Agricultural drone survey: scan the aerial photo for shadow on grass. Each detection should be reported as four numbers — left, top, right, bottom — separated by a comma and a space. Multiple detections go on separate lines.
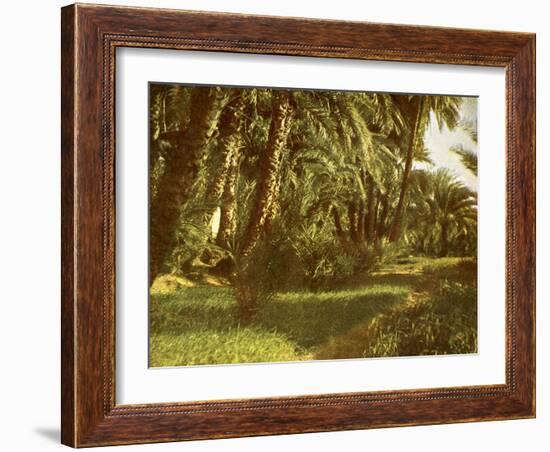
315, 280, 477, 359
258, 287, 407, 348
149, 257, 476, 365
150, 286, 237, 335
363, 273, 422, 288
150, 285, 408, 353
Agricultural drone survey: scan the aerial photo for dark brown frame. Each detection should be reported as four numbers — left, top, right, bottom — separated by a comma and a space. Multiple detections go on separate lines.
61, 3, 536, 447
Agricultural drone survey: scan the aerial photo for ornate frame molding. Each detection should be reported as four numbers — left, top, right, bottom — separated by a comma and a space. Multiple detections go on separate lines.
62, 4, 535, 447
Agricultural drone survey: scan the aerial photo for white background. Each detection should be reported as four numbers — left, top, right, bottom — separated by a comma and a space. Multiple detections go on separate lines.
117, 49, 505, 404
0, 0, 545, 451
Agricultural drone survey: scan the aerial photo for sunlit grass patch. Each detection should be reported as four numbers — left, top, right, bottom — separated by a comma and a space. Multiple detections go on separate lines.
150, 274, 196, 295
364, 257, 476, 289
421, 257, 477, 283
150, 328, 301, 367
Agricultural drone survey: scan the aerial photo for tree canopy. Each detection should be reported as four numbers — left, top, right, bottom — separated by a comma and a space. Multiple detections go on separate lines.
149, 84, 478, 319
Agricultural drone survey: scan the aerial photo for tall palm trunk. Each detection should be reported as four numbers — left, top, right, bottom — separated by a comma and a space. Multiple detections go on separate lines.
332, 206, 345, 241
376, 192, 389, 240
357, 200, 366, 243
195, 92, 246, 251
216, 146, 241, 248
347, 202, 359, 244
388, 97, 424, 242
371, 190, 380, 240
206, 92, 246, 205
240, 90, 294, 256
365, 174, 376, 242
193, 92, 246, 264
149, 87, 225, 284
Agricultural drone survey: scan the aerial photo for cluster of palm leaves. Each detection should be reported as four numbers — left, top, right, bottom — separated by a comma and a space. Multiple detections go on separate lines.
149, 83, 477, 315
407, 169, 477, 257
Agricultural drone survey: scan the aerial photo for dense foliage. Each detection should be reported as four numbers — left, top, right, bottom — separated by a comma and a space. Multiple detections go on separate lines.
149, 84, 478, 324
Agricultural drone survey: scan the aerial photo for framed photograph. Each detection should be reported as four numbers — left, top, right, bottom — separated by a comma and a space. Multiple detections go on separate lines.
61, 3, 535, 447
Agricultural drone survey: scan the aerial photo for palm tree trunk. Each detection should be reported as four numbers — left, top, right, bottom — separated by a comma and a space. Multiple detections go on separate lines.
332, 206, 345, 240
377, 193, 389, 240
371, 189, 380, 241
365, 174, 376, 242
388, 97, 424, 242
197, 92, 246, 250
149, 87, 225, 284
240, 90, 294, 256
216, 151, 241, 248
206, 92, 246, 204
347, 202, 359, 244
357, 200, 366, 243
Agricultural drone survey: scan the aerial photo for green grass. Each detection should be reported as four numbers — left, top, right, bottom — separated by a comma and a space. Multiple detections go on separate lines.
150, 285, 407, 366
315, 281, 477, 359
260, 287, 407, 348
150, 257, 477, 366
150, 329, 301, 367
150, 286, 236, 334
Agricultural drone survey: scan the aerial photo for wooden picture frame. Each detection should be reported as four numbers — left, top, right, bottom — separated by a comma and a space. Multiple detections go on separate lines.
61, 3, 535, 447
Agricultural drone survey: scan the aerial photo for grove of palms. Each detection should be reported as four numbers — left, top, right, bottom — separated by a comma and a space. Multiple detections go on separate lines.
148, 84, 478, 366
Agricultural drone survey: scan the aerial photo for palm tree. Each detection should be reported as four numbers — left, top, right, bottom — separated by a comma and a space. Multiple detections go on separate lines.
149, 86, 227, 284
407, 169, 477, 256
214, 91, 247, 248
432, 170, 477, 256
280, 91, 403, 249
240, 89, 294, 256
388, 95, 463, 242
148, 84, 472, 293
